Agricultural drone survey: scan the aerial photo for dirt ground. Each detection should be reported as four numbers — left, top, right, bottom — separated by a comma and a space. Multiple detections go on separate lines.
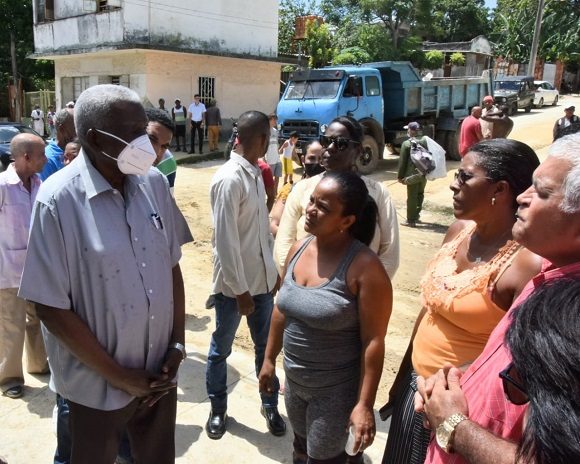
173, 96, 575, 407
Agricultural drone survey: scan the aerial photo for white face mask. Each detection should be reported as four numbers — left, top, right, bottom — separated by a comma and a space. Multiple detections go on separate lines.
95, 129, 156, 176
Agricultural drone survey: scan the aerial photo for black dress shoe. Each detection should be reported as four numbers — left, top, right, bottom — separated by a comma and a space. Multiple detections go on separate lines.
261, 405, 286, 436
205, 410, 227, 439
3, 385, 23, 399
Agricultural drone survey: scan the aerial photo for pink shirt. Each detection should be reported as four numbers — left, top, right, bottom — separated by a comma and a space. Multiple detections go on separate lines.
425, 259, 580, 463
459, 116, 482, 157
0, 164, 41, 289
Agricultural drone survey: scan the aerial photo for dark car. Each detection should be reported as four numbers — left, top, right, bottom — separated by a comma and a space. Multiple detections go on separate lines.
493, 76, 535, 115
0, 123, 44, 172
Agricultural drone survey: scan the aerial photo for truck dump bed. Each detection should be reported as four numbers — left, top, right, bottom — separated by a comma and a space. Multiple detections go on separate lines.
363, 61, 491, 125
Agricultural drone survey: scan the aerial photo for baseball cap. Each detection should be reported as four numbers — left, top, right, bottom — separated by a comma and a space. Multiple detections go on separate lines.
404, 122, 421, 130
565, 105, 575, 111
483, 95, 494, 103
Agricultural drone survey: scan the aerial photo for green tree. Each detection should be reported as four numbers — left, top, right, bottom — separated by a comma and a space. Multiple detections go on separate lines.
449, 52, 466, 66
428, 0, 489, 43
0, 0, 54, 118
424, 50, 445, 69
304, 19, 334, 68
359, 0, 433, 50
333, 47, 372, 65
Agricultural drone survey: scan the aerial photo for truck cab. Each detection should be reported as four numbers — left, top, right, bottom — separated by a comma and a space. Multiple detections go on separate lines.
277, 67, 385, 173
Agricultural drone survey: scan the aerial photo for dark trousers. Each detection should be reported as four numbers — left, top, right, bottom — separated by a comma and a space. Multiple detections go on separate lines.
174, 125, 186, 151
406, 177, 427, 223
190, 121, 204, 153
54, 395, 134, 464
67, 388, 177, 464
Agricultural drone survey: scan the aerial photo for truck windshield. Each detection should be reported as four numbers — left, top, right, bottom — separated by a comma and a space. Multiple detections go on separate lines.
284, 80, 341, 100
494, 81, 520, 91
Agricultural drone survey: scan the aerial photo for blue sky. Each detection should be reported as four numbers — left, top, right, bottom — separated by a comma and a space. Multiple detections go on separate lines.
485, 0, 498, 9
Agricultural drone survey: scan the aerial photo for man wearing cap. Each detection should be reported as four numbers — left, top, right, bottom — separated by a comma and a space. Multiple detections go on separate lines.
397, 121, 427, 227
459, 106, 483, 157
553, 105, 580, 141
171, 99, 187, 152
480, 96, 500, 139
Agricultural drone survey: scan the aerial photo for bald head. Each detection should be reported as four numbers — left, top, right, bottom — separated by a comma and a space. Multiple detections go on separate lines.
236, 111, 270, 161
471, 106, 482, 118
10, 133, 46, 177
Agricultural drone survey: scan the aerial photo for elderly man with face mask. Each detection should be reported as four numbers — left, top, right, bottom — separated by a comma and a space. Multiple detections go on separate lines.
18, 84, 189, 464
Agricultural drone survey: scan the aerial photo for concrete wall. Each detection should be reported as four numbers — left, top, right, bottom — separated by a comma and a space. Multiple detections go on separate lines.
34, 0, 278, 57
54, 50, 281, 119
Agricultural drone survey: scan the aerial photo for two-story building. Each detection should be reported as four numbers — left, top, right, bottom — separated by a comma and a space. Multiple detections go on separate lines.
31, 0, 287, 122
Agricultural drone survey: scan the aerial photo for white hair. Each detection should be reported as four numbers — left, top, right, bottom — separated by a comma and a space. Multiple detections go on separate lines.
548, 133, 580, 214
74, 85, 141, 146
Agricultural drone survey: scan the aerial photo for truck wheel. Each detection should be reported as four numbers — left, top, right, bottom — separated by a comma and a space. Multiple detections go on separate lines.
445, 130, 461, 161
356, 135, 379, 175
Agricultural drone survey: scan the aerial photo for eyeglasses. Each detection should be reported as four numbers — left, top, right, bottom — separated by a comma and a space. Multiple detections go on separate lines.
319, 135, 360, 151
499, 363, 529, 405
453, 169, 493, 186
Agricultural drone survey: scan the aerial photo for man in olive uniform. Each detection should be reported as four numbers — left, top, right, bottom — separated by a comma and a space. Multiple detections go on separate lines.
397, 121, 428, 227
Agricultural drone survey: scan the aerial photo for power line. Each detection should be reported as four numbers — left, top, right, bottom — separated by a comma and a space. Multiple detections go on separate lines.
121, 0, 278, 31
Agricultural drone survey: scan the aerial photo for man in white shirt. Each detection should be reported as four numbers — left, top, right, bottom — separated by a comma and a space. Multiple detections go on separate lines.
188, 94, 206, 154
206, 110, 285, 440
0, 133, 48, 399
31, 104, 45, 137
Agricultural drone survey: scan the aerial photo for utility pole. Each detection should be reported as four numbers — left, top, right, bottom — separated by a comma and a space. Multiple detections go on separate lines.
528, 0, 546, 77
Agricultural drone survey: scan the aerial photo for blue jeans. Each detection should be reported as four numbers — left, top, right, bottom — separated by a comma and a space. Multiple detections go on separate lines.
206, 293, 279, 413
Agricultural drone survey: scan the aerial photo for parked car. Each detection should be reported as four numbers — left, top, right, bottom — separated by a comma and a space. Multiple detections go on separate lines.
493, 76, 535, 114
533, 80, 559, 108
0, 123, 43, 172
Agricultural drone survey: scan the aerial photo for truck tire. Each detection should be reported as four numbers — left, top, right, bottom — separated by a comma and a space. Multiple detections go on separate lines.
356, 135, 379, 175
445, 130, 461, 161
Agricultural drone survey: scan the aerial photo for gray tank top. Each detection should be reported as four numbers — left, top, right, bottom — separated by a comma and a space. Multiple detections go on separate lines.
277, 236, 363, 389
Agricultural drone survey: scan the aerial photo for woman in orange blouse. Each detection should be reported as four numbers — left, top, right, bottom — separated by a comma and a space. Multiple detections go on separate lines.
382, 139, 542, 464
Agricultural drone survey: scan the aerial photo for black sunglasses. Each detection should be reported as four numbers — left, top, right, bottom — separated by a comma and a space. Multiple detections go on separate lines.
453, 169, 493, 186
499, 363, 529, 405
319, 135, 360, 151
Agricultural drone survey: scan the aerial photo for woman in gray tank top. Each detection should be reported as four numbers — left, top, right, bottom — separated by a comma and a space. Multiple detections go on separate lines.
259, 171, 393, 463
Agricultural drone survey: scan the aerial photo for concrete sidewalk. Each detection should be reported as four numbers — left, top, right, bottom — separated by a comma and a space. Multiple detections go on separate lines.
0, 338, 391, 463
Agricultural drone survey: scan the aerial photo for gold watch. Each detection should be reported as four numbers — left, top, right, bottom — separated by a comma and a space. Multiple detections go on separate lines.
436, 413, 468, 453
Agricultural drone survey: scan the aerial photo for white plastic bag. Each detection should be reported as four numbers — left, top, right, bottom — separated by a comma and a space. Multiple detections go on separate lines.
423, 136, 447, 180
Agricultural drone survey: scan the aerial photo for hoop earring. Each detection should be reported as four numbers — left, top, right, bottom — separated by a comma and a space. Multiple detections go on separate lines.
491, 197, 496, 206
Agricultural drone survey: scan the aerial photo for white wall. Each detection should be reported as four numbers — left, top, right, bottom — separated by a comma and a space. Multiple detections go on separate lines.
35, 0, 278, 57
54, 50, 281, 118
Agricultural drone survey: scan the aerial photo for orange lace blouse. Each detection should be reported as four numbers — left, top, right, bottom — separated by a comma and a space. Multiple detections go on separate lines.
412, 223, 521, 377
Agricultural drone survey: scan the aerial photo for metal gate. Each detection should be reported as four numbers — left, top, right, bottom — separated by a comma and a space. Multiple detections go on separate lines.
198, 77, 215, 107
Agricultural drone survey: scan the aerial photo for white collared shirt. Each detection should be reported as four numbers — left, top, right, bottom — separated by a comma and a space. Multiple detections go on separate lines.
210, 152, 278, 297
188, 102, 206, 122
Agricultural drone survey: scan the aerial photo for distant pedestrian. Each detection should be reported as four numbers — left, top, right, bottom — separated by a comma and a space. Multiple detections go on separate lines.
459, 106, 483, 157
205, 99, 222, 152
39, 108, 76, 181
480, 96, 500, 139
553, 105, 580, 141
0, 133, 48, 400
397, 121, 427, 227
171, 98, 187, 152
31, 104, 45, 137
265, 114, 282, 195
258, 158, 276, 212
279, 131, 299, 184
47, 105, 56, 140
490, 105, 514, 139
158, 98, 169, 115
188, 94, 206, 154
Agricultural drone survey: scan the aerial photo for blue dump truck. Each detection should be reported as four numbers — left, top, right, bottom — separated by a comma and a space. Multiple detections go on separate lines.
276, 61, 492, 173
